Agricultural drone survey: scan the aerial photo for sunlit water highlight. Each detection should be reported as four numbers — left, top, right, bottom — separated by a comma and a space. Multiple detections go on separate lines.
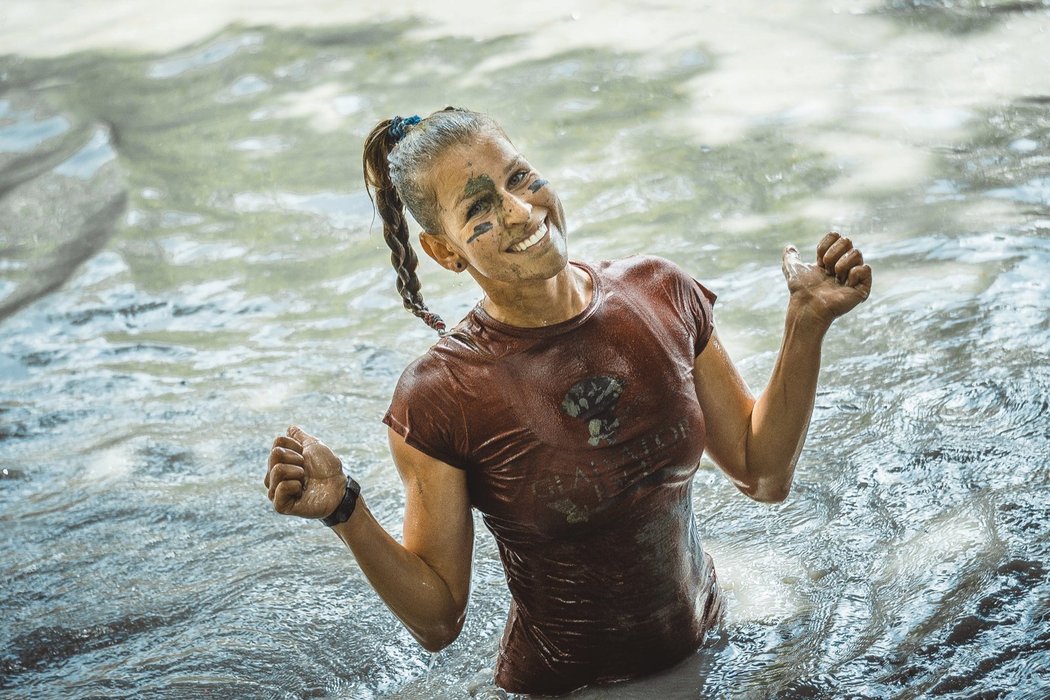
1, 1, 1049, 698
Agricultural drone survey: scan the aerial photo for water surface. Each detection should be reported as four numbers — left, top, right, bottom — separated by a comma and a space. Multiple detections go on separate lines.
1, 1, 1049, 697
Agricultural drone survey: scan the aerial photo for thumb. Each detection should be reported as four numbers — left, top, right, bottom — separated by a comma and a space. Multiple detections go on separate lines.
781, 244, 804, 281
287, 425, 318, 447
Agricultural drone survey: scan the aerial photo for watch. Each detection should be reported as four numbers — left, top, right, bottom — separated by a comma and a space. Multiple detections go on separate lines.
321, 476, 361, 527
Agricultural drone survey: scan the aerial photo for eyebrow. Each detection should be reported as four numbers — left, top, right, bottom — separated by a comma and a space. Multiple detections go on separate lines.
504, 156, 526, 177
455, 183, 485, 208
453, 157, 528, 209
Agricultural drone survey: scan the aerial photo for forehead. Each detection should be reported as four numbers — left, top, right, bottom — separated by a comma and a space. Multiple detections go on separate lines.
427, 132, 520, 200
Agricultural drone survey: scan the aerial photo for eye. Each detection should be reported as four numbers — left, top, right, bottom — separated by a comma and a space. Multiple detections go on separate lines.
508, 169, 530, 189
466, 199, 488, 220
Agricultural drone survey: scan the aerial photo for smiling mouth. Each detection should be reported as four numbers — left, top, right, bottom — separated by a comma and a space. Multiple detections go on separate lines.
507, 218, 551, 253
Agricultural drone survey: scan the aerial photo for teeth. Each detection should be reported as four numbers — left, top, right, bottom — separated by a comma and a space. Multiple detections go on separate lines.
510, 221, 549, 253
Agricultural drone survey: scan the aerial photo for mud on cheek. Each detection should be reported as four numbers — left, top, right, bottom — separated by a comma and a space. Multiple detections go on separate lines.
468, 222, 493, 243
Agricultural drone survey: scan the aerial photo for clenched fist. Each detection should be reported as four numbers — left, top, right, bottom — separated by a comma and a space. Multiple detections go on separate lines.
781, 232, 872, 327
264, 425, 346, 518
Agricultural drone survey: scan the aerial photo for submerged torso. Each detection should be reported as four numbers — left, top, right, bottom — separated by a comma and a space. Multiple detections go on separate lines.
384, 255, 723, 695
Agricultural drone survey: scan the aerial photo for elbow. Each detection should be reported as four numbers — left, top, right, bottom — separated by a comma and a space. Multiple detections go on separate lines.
735, 452, 796, 503
419, 637, 452, 653
738, 473, 792, 504
415, 615, 465, 652
749, 483, 791, 504
419, 629, 458, 653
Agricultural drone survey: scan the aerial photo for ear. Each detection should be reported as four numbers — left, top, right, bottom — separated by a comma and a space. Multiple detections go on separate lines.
419, 231, 464, 272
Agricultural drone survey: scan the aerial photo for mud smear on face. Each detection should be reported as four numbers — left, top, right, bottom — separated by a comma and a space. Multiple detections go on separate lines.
528, 178, 548, 193
467, 222, 492, 243
463, 174, 502, 243
464, 173, 500, 206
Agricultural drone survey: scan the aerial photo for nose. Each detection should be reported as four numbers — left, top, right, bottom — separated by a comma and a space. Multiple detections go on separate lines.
502, 190, 532, 227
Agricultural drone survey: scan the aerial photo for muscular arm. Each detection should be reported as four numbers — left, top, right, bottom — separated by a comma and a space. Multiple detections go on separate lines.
692, 234, 871, 503
266, 426, 473, 651
694, 318, 826, 503
333, 429, 473, 651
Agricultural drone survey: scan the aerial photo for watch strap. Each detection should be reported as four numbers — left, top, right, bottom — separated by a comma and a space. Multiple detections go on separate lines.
321, 476, 361, 527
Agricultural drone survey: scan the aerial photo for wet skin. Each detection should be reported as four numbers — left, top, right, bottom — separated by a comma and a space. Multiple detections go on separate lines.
462, 173, 531, 242
463, 173, 500, 243
421, 133, 569, 285
468, 222, 493, 243
417, 130, 589, 328
462, 176, 548, 243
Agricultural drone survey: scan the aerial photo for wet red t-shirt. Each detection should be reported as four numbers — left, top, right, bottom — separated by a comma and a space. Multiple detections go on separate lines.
383, 255, 722, 695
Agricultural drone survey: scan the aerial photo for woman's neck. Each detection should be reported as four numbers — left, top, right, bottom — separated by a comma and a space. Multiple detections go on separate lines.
479, 264, 593, 328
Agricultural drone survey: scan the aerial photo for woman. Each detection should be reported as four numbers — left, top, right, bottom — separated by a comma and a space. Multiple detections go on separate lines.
264, 107, 871, 695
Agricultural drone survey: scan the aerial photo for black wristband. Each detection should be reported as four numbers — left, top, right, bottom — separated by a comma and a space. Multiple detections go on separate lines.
321, 476, 361, 527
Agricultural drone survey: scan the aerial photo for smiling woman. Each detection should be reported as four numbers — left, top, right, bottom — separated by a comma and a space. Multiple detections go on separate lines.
264, 106, 872, 695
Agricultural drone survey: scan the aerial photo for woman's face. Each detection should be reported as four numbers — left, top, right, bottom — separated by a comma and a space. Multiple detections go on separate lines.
421, 130, 569, 285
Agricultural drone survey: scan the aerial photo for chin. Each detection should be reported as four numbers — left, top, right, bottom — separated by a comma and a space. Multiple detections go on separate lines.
537, 240, 571, 278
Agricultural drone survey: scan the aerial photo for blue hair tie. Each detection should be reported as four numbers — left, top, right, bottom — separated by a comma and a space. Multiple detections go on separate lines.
388, 114, 421, 142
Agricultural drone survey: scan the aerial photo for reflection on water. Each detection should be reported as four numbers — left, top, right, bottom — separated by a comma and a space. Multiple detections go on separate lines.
1, 2, 1049, 698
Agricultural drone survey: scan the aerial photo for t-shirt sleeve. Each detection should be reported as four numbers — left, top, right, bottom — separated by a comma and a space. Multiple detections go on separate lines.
660, 257, 718, 357
382, 354, 469, 470
687, 277, 717, 356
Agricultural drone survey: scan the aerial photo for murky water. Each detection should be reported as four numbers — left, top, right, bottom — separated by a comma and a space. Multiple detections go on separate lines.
2, 1, 1049, 697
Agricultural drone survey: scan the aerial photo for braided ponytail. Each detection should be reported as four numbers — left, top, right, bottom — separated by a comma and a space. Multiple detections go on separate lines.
362, 107, 500, 336
363, 119, 447, 335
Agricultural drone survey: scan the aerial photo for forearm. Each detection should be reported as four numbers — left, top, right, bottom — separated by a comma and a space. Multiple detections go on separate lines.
330, 497, 465, 651
745, 304, 829, 501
